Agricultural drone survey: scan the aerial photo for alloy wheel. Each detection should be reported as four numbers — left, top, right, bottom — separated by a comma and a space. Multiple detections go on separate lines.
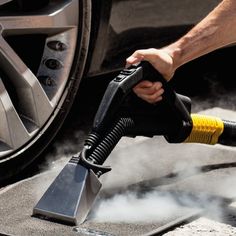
0, 0, 90, 180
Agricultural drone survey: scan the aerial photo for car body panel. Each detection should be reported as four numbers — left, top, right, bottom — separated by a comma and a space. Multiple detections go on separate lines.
87, 0, 222, 76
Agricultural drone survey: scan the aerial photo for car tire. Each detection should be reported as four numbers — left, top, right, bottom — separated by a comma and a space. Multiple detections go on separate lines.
0, 0, 91, 182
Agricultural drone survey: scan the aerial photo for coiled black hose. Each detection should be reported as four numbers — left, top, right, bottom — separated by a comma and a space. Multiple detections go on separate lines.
84, 117, 135, 165
80, 114, 236, 176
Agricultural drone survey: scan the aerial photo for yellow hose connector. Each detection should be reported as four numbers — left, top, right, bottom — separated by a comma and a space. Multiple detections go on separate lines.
184, 114, 224, 145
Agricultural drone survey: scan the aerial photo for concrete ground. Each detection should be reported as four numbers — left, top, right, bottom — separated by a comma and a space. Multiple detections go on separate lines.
1, 106, 236, 236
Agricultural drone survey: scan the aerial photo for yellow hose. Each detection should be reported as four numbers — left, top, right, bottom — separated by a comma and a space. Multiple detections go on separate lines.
184, 114, 224, 145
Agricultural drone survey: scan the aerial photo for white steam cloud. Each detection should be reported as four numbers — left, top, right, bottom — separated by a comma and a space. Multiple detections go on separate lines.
90, 191, 198, 223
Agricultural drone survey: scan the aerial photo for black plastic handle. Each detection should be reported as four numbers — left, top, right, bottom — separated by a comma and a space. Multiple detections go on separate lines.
92, 62, 163, 132
92, 61, 192, 142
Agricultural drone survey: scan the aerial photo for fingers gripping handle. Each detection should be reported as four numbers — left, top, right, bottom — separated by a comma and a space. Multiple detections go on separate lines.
92, 61, 164, 133
133, 62, 193, 142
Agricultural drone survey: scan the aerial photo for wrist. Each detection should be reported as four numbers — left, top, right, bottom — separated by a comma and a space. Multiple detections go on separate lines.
162, 42, 183, 73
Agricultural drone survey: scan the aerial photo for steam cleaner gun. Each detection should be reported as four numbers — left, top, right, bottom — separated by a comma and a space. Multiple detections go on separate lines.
80, 61, 193, 175
33, 61, 236, 225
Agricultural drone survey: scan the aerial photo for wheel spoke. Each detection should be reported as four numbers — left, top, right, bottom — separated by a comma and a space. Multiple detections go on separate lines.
0, 78, 30, 149
0, 0, 78, 35
0, 0, 80, 159
0, 0, 13, 6
0, 36, 53, 126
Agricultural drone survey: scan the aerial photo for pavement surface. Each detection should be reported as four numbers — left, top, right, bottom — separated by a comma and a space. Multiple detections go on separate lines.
1, 106, 236, 236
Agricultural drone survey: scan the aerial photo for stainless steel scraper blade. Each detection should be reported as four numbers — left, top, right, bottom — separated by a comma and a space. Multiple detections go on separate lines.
33, 163, 102, 225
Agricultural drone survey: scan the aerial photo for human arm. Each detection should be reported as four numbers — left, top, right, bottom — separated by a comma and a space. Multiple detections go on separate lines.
126, 0, 236, 103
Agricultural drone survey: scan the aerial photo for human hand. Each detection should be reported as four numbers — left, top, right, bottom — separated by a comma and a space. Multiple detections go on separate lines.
132, 80, 164, 104
126, 48, 175, 104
